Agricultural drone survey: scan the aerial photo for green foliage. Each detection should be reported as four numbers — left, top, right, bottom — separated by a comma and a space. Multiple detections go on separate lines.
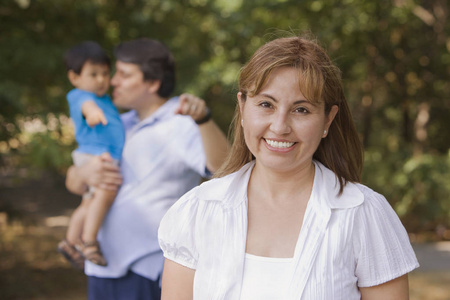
19, 131, 75, 176
364, 149, 450, 232
0, 0, 449, 232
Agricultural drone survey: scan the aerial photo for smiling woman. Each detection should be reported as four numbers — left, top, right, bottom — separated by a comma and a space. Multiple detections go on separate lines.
237, 67, 338, 177
223, 36, 363, 194
158, 35, 419, 300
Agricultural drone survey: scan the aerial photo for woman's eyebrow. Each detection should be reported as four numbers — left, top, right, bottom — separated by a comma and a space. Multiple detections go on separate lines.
259, 93, 310, 105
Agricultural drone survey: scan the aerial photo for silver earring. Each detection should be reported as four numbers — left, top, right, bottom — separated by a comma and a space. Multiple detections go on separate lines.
241, 119, 244, 126
324, 130, 327, 135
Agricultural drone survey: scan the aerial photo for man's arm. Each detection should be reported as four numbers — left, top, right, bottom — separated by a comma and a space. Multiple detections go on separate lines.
65, 153, 123, 195
197, 120, 230, 173
176, 93, 229, 173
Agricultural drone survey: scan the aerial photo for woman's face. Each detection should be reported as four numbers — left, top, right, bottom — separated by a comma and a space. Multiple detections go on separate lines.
239, 67, 338, 174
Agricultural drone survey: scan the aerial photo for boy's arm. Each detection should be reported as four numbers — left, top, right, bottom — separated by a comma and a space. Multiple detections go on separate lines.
65, 153, 123, 195
82, 100, 108, 127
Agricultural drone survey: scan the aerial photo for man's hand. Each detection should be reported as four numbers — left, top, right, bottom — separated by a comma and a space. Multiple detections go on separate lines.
175, 93, 208, 123
66, 153, 122, 195
82, 100, 108, 127
84, 153, 122, 190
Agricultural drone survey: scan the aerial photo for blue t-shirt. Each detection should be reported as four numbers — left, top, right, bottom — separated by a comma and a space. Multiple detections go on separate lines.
67, 88, 125, 160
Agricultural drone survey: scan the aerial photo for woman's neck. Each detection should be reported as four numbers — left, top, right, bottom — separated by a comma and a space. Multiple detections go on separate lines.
249, 161, 315, 204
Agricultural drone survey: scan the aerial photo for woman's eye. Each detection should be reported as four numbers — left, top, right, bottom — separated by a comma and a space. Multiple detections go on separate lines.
259, 101, 272, 108
295, 107, 309, 114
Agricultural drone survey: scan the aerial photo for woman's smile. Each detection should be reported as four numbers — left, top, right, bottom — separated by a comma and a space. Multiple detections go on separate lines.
264, 138, 296, 150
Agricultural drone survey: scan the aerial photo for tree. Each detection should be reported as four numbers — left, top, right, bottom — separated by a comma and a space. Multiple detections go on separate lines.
1, 0, 448, 234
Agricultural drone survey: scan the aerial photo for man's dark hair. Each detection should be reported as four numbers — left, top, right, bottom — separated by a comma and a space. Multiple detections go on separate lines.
114, 38, 176, 98
64, 41, 111, 74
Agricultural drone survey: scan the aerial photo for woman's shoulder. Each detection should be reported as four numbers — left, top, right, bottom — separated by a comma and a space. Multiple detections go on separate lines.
158, 163, 254, 269
193, 162, 254, 207
350, 183, 409, 237
195, 173, 238, 199
159, 172, 241, 226
353, 183, 392, 212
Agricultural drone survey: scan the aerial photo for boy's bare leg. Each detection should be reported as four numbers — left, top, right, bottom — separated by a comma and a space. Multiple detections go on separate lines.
66, 195, 91, 245
58, 195, 91, 270
80, 188, 117, 266
82, 188, 116, 242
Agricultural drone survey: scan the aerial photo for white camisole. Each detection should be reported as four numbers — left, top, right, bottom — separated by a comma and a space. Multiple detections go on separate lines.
240, 253, 293, 300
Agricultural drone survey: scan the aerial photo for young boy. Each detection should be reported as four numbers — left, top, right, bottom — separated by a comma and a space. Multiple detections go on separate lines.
57, 41, 125, 269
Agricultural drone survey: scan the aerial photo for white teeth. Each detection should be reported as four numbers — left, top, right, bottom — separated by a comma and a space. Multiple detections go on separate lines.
265, 139, 294, 148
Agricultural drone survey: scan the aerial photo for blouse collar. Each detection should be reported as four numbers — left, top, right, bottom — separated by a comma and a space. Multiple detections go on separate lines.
314, 161, 364, 209
197, 160, 364, 210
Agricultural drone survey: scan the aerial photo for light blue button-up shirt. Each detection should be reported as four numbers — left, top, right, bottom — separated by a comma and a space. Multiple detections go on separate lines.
85, 97, 208, 280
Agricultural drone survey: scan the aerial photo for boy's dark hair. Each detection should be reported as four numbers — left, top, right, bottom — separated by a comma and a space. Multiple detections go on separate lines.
64, 41, 110, 74
114, 38, 176, 98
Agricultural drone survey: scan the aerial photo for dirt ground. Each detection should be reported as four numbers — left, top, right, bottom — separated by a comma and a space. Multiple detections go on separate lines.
0, 169, 86, 300
0, 168, 449, 300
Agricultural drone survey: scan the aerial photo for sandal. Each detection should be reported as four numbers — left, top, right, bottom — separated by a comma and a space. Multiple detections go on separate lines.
57, 239, 85, 271
76, 240, 107, 267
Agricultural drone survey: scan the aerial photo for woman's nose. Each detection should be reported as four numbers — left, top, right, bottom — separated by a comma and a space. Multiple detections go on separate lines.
269, 112, 291, 135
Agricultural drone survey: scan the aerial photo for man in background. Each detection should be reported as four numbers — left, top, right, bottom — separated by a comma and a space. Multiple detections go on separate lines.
65, 38, 229, 299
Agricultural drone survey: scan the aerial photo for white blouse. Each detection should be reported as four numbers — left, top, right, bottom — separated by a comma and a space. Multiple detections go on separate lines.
158, 161, 419, 299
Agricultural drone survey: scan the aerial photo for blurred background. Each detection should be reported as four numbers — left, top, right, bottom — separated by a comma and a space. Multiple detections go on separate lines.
0, 0, 449, 299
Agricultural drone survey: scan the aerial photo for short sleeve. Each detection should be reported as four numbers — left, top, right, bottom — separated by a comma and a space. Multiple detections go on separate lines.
353, 187, 419, 287
158, 188, 200, 270
67, 90, 92, 128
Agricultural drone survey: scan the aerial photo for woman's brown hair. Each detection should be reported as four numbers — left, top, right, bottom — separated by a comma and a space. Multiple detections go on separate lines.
216, 35, 363, 194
